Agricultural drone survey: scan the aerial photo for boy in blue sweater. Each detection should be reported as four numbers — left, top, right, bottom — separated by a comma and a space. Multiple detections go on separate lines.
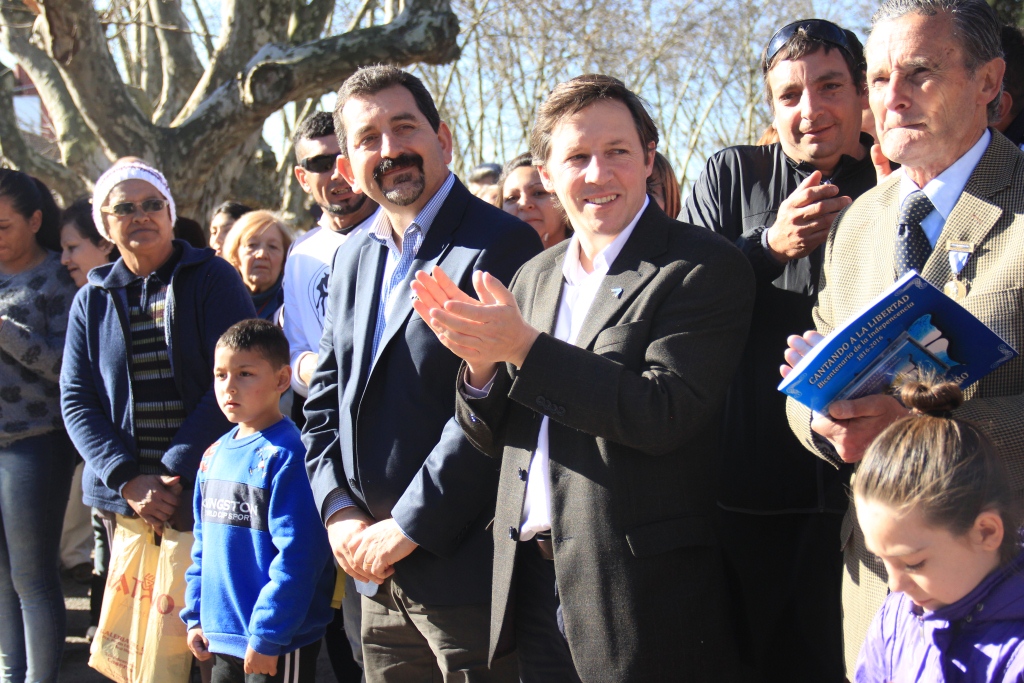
182, 319, 334, 682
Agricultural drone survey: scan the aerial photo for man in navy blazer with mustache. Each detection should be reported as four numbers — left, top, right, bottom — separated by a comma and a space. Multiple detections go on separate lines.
302, 65, 542, 683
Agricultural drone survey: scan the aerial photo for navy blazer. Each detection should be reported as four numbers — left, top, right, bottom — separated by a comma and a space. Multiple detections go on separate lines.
303, 178, 543, 605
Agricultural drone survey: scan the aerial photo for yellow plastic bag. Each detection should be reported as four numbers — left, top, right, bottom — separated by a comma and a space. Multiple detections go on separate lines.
89, 515, 194, 683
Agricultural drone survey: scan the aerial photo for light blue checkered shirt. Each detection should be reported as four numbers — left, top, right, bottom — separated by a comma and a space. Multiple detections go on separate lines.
322, 172, 455, 522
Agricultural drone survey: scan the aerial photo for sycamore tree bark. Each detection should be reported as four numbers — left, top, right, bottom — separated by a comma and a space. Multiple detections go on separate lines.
0, 0, 460, 220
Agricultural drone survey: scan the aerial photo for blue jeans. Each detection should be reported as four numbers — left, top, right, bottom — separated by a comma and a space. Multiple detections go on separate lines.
0, 431, 75, 683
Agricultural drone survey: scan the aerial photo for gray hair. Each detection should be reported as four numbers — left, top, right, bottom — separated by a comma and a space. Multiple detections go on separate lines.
871, 0, 1003, 120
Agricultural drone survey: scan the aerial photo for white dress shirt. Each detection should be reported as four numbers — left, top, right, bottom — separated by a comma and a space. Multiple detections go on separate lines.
898, 129, 990, 273
465, 198, 649, 541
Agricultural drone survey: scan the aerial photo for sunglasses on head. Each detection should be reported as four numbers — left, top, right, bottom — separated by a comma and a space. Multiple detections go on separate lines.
763, 19, 858, 73
299, 153, 340, 174
100, 198, 168, 218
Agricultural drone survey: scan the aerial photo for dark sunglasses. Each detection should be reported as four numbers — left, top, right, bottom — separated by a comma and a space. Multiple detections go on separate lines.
100, 198, 168, 218
299, 153, 340, 174
763, 19, 859, 73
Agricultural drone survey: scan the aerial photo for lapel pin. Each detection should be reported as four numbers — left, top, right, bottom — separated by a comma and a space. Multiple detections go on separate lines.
611, 287, 623, 298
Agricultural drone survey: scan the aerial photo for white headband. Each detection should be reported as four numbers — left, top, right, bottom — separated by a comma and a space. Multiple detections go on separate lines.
91, 162, 177, 240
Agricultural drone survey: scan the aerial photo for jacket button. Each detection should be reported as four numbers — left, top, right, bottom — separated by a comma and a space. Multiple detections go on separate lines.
518, 468, 528, 481
508, 526, 519, 541
536, 396, 546, 407
556, 406, 565, 416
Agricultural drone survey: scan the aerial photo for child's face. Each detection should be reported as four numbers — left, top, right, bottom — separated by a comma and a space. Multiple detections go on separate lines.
213, 346, 289, 430
857, 496, 1003, 611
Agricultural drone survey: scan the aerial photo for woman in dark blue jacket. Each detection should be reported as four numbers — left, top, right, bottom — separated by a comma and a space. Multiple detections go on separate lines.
60, 161, 255, 535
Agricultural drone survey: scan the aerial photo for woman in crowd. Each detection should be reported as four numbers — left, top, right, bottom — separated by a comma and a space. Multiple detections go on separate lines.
60, 161, 255, 550
208, 200, 252, 257
60, 197, 118, 287
498, 152, 570, 248
854, 378, 1024, 681
0, 169, 79, 683
59, 198, 120, 640
647, 151, 681, 219
221, 210, 292, 322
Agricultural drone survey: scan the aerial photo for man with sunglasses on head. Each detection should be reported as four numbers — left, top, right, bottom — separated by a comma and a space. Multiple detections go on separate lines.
284, 111, 378, 683
683, 18, 876, 682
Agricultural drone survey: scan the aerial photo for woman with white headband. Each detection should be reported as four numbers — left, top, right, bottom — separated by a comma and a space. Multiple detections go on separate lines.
60, 161, 255, 546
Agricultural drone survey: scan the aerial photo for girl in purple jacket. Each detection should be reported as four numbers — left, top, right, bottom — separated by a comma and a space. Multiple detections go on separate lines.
853, 378, 1024, 682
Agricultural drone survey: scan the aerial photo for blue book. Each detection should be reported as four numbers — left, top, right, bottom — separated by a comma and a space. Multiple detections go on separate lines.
778, 271, 1018, 413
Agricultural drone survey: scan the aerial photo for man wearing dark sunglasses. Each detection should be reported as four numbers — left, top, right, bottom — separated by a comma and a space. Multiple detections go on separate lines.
683, 17, 876, 683
284, 111, 378, 683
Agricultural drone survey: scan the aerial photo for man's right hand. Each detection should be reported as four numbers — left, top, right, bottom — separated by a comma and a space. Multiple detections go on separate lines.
326, 506, 380, 583
122, 474, 182, 533
766, 171, 852, 262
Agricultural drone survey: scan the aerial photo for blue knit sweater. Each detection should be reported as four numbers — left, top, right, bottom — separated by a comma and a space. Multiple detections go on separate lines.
180, 418, 334, 657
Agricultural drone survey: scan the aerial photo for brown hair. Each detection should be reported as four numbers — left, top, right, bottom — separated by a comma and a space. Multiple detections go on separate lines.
647, 152, 681, 220
333, 65, 441, 158
854, 377, 1020, 565
530, 74, 659, 165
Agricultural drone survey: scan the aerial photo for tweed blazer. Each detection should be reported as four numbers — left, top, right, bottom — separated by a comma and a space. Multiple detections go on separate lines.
786, 130, 1024, 670
456, 203, 755, 682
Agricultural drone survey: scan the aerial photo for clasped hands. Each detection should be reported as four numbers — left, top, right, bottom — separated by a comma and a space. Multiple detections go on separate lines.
326, 508, 418, 583
410, 266, 540, 387
781, 330, 909, 463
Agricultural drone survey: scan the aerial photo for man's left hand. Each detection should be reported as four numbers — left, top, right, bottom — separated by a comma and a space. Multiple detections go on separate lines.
811, 394, 910, 463
351, 518, 417, 580
412, 267, 539, 369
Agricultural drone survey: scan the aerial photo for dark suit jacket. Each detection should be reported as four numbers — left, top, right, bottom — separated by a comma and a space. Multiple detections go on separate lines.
303, 178, 542, 605
456, 203, 755, 681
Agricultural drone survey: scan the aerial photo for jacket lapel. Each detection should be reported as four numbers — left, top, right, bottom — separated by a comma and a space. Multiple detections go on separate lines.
573, 205, 666, 351
352, 239, 386, 389
922, 131, 1016, 286
370, 178, 469, 369
527, 253, 566, 336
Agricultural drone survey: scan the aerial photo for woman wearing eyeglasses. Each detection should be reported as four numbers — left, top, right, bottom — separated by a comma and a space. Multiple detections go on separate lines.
60, 161, 255, 550
0, 169, 79, 683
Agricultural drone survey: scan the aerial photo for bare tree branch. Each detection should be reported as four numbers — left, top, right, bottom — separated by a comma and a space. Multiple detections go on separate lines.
188, 0, 215, 58
0, 6, 107, 178
149, 0, 205, 125
175, 0, 293, 122
36, 0, 157, 159
288, 0, 336, 44
172, 0, 459, 169
0, 62, 89, 201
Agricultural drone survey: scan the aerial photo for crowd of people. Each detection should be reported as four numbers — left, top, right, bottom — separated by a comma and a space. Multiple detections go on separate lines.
0, 0, 1023, 681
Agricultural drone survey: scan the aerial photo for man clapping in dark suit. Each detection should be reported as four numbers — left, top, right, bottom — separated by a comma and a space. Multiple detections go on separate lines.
302, 65, 542, 682
412, 75, 754, 682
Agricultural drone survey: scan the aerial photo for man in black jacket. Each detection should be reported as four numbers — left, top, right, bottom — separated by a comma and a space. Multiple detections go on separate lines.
682, 19, 877, 682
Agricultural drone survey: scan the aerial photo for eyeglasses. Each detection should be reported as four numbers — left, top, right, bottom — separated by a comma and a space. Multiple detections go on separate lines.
762, 19, 860, 73
100, 198, 168, 218
298, 153, 340, 174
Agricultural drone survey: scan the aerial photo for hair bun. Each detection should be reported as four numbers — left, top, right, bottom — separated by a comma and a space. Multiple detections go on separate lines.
897, 377, 965, 416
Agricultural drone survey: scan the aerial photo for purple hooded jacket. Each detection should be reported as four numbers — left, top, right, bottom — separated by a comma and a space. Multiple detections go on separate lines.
854, 549, 1024, 682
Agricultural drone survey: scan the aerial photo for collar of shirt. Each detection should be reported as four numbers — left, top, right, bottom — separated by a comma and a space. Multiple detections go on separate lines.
898, 129, 991, 246
368, 171, 454, 257
561, 196, 649, 286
